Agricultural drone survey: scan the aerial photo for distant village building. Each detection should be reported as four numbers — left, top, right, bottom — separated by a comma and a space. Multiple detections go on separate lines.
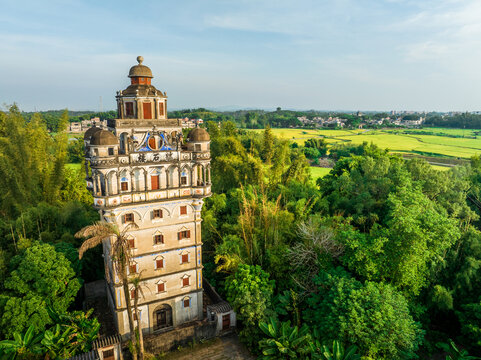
402, 117, 424, 127
181, 118, 203, 129
83, 57, 214, 337
70, 122, 82, 132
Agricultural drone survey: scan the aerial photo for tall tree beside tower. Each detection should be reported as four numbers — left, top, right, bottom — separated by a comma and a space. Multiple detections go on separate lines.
263, 124, 274, 164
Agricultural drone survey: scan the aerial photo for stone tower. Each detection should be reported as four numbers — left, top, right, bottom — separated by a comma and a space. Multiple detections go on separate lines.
84, 56, 211, 336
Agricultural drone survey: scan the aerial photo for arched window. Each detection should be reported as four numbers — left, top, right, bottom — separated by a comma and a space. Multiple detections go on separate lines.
154, 304, 172, 330
120, 177, 129, 191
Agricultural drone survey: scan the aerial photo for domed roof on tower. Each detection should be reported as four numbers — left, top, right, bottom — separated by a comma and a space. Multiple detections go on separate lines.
188, 127, 210, 142
84, 126, 102, 140
128, 56, 153, 78
90, 130, 119, 146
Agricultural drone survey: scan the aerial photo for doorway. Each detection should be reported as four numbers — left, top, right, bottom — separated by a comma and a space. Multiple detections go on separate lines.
154, 304, 172, 330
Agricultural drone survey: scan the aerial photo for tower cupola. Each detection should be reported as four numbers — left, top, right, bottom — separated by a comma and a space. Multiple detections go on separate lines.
128, 56, 153, 85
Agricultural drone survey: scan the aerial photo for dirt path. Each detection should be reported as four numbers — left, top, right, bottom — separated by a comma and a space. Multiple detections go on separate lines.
160, 333, 254, 360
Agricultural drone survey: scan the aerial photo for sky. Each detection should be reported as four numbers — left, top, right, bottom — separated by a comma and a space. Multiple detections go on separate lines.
1, 0, 481, 112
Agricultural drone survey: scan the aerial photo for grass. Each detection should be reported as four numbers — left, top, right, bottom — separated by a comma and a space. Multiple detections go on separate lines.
250, 128, 481, 159
310, 166, 331, 179
331, 132, 481, 158
385, 127, 479, 137
66, 163, 81, 170
250, 128, 356, 145
431, 165, 452, 171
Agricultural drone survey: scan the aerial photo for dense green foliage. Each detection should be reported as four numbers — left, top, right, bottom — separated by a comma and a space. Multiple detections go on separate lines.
201, 124, 481, 359
0, 106, 100, 356
4, 102, 481, 359
0, 308, 99, 359
425, 112, 481, 129
0, 243, 81, 338
305, 268, 422, 359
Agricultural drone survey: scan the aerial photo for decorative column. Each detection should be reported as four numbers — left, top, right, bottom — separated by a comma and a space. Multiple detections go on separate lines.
130, 171, 135, 192
117, 172, 121, 194
203, 166, 206, 186
92, 173, 98, 194
119, 99, 124, 119
144, 169, 148, 191
96, 175, 102, 196
207, 166, 211, 184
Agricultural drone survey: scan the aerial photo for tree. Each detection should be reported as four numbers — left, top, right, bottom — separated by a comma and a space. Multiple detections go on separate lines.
215, 187, 294, 273
263, 124, 275, 164
338, 187, 460, 297
437, 339, 480, 360
225, 264, 275, 349
316, 340, 361, 360
0, 106, 68, 218
258, 317, 311, 359
60, 166, 93, 205
42, 307, 100, 359
76, 221, 142, 360
0, 325, 43, 360
0, 243, 81, 338
457, 299, 481, 348
305, 268, 422, 359
130, 274, 146, 360
304, 138, 328, 157
67, 138, 84, 163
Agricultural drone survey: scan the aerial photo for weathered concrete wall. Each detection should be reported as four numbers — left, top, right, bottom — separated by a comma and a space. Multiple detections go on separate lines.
143, 320, 217, 354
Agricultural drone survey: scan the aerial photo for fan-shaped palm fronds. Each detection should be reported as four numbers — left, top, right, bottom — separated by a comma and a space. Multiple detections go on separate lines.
75, 220, 140, 360
75, 221, 138, 259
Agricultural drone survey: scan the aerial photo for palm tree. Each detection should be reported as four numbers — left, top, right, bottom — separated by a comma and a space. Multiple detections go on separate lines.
76, 221, 142, 360
130, 273, 146, 360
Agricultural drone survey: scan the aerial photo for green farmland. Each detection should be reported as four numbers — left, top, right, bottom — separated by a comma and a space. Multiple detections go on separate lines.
253, 128, 481, 160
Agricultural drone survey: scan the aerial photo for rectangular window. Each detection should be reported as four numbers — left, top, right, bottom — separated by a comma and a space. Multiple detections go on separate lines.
128, 238, 135, 249
125, 102, 134, 116
121, 182, 129, 191
181, 254, 189, 264
156, 259, 164, 269
129, 264, 137, 274
108, 147, 114, 156
180, 206, 187, 215
184, 298, 190, 308
159, 102, 164, 116
151, 175, 159, 190
195, 144, 201, 152
157, 283, 165, 293
154, 234, 164, 245
177, 230, 191, 240
124, 213, 134, 223
180, 176, 187, 185
182, 277, 190, 287
143, 102, 152, 119
103, 349, 114, 360
153, 209, 162, 218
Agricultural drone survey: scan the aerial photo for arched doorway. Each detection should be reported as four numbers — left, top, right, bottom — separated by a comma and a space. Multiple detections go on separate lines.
154, 304, 172, 330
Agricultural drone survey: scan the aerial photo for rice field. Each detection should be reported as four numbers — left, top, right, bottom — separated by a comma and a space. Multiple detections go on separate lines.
251, 128, 481, 159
